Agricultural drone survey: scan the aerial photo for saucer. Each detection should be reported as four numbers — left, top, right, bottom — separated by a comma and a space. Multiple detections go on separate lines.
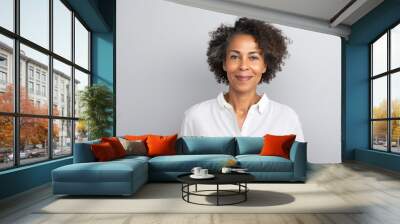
190, 174, 215, 179
232, 170, 249, 174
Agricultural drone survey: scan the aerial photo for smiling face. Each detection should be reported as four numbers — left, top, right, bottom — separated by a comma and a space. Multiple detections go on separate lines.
223, 34, 267, 94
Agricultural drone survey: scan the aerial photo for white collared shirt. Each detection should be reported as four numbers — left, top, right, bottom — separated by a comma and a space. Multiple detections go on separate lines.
179, 92, 305, 142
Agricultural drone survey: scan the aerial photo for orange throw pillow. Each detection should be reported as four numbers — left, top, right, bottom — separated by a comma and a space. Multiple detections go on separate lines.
124, 135, 149, 141
146, 134, 178, 157
101, 137, 127, 158
91, 142, 117, 161
259, 134, 296, 159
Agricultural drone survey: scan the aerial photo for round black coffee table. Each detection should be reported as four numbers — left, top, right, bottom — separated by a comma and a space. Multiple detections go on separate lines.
177, 173, 255, 206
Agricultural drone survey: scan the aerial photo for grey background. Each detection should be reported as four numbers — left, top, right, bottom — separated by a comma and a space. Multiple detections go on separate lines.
116, 0, 341, 163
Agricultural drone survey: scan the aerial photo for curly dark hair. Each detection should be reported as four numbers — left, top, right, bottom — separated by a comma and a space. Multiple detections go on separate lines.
207, 17, 289, 84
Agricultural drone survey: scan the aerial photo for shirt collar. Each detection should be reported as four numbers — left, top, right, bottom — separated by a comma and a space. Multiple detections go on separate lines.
216, 92, 269, 114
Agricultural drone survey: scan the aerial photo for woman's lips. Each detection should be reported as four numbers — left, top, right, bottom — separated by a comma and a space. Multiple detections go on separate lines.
235, 75, 253, 81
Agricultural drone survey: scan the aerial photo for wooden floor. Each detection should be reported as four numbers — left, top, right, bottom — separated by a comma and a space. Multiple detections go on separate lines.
1, 162, 400, 224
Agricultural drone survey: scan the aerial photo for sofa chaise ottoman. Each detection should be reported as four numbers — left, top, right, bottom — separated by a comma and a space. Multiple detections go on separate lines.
52, 140, 149, 195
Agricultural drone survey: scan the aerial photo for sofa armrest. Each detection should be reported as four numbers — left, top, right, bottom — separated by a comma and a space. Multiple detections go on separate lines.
73, 140, 100, 163
289, 141, 307, 181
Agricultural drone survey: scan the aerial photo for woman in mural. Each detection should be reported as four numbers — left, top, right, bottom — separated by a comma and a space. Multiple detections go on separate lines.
179, 17, 304, 142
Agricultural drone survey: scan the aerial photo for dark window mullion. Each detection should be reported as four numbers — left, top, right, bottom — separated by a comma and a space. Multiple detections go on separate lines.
372, 118, 400, 121
371, 67, 400, 78
49, 0, 53, 160
74, 64, 90, 74
13, 0, 20, 166
370, 45, 373, 149
388, 30, 391, 152
88, 31, 92, 86
71, 10, 76, 155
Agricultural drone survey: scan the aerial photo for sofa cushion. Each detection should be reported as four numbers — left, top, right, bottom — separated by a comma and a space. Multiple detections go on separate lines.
179, 137, 236, 155
236, 155, 293, 172
124, 135, 149, 141
91, 142, 118, 161
147, 134, 177, 157
115, 155, 150, 163
119, 138, 147, 156
101, 137, 127, 158
236, 137, 263, 155
148, 154, 235, 172
260, 134, 296, 159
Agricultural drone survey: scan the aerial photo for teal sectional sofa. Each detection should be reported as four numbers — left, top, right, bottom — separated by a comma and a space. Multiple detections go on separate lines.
52, 137, 307, 196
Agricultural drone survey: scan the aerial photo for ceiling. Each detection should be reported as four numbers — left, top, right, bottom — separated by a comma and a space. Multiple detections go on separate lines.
166, 0, 384, 38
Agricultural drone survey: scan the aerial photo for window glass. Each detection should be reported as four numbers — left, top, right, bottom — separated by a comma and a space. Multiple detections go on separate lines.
74, 18, 89, 69
372, 77, 387, 119
75, 120, 88, 143
391, 120, 400, 153
53, 59, 72, 117
391, 72, 400, 118
53, 0, 72, 60
391, 24, 400, 70
20, 44, 49, 115
372, 121, 388, 151
0, 35, 14, 113
20, 117, 49, 165
74, 69, 89, 118
0, 0, 92, 168
372, 33, 387, 76
20, 0, 49, 49
53, 119, 72, 157
0, 116, 13, 170
0, 0, 14, 31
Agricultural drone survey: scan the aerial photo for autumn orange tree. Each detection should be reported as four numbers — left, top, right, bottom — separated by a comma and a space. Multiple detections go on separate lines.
0, 84, 59, 150
373, 99, 400, 143
0, 85, 14, 149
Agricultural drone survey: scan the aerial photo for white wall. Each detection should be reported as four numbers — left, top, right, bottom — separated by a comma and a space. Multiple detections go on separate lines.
117, 0, 341, 163
260, 25, 341, 163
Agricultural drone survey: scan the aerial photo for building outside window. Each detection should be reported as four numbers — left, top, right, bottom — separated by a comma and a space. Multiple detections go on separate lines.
42, 85, 46, 97
0, 54, 7, 90
0, 54, 7, 67
0, 71, 6, 84
35, 70, 40, 81
28, 81, 34, 94
54, 88, 58, 102
29, 66, 34, 80
36, 83, 40, 95
41, 73, 46, 83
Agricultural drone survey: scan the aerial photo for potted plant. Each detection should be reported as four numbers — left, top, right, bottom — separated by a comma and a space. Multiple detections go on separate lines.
79, 84, 113, 140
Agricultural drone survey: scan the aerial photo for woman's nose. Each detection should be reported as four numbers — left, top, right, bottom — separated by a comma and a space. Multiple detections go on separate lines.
239, 58, 249, 70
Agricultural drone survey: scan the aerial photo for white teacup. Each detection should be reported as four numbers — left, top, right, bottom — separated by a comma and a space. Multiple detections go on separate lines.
221, 167, 232, 174
191, 167, 202, 176
199, 169, 208, 176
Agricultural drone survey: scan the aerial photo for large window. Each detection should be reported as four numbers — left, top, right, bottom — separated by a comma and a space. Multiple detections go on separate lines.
371, 23, 400, 154
0, 0, 91, 171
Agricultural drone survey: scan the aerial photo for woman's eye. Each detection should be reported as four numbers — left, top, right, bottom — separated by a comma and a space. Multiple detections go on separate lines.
230, 55, 238, 59
250, 56, 259, 60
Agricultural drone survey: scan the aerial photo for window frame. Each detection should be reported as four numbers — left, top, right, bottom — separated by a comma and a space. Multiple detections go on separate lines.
370, 20, 400, 154
0, 0, 92, 171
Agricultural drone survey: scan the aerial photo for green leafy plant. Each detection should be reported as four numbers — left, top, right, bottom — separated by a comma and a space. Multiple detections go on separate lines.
79, 84, 113, 140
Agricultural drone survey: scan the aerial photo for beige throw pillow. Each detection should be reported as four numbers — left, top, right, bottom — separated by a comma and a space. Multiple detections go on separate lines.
118, 138, 147, 156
